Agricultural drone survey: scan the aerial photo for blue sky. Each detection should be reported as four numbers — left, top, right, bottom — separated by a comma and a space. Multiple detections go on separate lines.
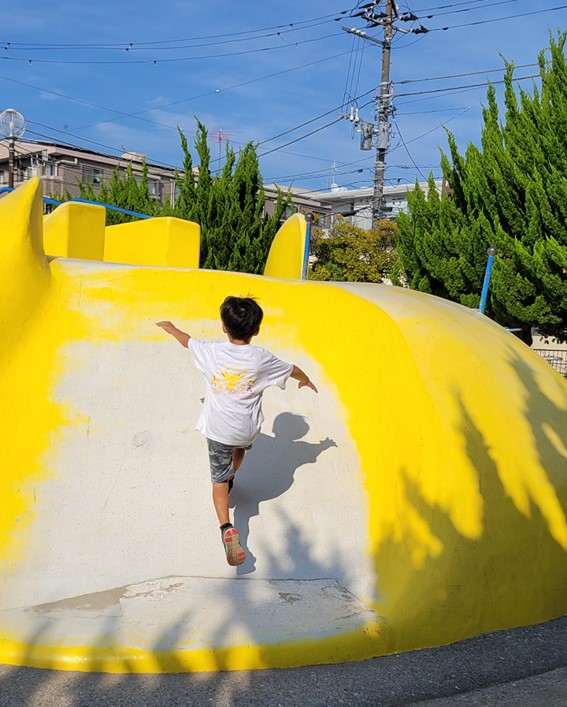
2, 1, 566, 192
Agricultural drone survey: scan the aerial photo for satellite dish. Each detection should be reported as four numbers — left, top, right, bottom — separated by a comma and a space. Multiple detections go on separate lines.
0, 108, 26, 139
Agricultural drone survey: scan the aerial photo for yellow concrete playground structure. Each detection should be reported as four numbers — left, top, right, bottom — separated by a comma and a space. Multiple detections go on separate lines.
0, 178, 566, 674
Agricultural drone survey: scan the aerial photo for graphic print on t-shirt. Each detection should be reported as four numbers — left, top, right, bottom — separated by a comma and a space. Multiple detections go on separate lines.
211, 366, 255, 397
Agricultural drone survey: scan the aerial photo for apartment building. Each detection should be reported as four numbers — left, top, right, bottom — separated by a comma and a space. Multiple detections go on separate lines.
0, 139, 437, 227
262, 180, 446, 232
0, 139, 331, 221
0, 140, 179, 204
307, 180, 446, 230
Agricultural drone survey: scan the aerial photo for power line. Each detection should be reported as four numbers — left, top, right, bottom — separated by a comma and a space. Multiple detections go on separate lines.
412, 0, 495, 11
392, 117, 430, 181
29, 75, 541, 182
24, 124, 180, 170
0, 31, 342, 65
0, 11, 347, 49
397, 106, 469, 114
72, 50, 354, 132
417, 0, 522, 19
396, 61, 537, 84
394, 110, 470, 150
0, 47, 354, 137
395, 73, 539, 99
427, 3, 567, 31
258, 85, 377, 146
2, 18, 338, 54
258, 117, 345, 159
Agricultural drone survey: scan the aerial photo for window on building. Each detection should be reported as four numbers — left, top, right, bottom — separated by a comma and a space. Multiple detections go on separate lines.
23, 165, 37, 179
82, 165, 103, 186
147, 178, 162, 197
43, 162, 57, 177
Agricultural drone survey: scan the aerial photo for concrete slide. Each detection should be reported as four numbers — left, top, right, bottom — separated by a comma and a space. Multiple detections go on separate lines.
0, 178, 566, 673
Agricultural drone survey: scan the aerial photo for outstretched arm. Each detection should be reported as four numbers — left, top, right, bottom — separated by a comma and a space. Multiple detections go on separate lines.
156, 321, 191, 348
290, 364, 318, 393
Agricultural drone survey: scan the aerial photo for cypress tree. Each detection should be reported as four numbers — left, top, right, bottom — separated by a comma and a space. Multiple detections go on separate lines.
74, 118, 290, 274
397, 32, 567, 342
203, 143, 237, 270
78, 160, 157, 225
173, 127, 197, 222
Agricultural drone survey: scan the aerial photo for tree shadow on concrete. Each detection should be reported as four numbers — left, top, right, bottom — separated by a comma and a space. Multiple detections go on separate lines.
0, 414, 350, 704
1, 350, 566, 706
373, 349, 567, 660
507, 349, 567, 521
231, 412, 337, 575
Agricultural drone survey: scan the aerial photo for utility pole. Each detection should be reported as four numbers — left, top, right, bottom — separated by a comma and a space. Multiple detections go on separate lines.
341, 2, 428, 227
373, 0, 394, 227
8, 135, 15, 188
0, 109, 26, 189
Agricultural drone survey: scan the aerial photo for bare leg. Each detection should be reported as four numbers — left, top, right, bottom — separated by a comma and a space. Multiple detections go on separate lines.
212, 482, 230, 525
213, 448, 247, 525
214, 478, 246, 566
230, 448, 246, 478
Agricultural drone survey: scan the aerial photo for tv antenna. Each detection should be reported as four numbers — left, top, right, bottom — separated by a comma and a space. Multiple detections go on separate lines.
210, 128, 239, 173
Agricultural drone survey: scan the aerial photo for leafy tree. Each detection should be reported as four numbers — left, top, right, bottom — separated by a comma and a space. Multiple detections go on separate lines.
396, 175, 490, 309
171, 127, 197, 222
170, 120, 290, 273
70, 118, 290, 273
78, 160, 158, 225
397, 33, 567, 342
310, 217, 401, 283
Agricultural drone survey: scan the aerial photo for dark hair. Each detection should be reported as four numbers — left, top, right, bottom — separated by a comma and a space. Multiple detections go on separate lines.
220, 296, 263, 340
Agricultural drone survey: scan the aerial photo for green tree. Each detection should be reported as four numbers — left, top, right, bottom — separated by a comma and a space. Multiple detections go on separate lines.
397, 33, 567, 342
396, 175, 490, 309
78, 160, 158, 225
172, 120, 290, 273
310, 217, 401, 283
72, 118, 290, 273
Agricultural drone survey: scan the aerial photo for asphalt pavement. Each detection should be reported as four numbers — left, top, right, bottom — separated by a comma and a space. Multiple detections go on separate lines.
0, 615, 565, 706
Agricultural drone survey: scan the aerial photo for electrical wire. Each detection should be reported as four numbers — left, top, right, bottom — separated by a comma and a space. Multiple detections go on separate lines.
73, 49, 355, 132
24, 125, 180, 170
396, 62, 537, 84
1, 10, 348, 49
258, 117, 345, 159
395, 73, 539, 99
3, 19, 338, 54
392, 117, 430, 181
390, 106, 469, 165
412, 0, 496, 11
0, 47, 354, 136
258, 85, 377, 146
426, 3, 567, 32
0, 31, 343, 65
418, 0, 522, 19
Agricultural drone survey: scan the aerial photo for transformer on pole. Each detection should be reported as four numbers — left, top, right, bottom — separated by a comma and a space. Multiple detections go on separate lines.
340, 1, 428, 227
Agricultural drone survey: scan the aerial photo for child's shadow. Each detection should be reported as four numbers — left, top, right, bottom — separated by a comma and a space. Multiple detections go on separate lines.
231, 412, 337, 575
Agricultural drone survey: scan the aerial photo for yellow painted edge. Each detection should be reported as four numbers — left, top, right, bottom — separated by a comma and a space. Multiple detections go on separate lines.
0, 619, 384, 673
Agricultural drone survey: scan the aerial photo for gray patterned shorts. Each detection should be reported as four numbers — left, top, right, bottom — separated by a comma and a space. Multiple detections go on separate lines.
206, 438, 252, 484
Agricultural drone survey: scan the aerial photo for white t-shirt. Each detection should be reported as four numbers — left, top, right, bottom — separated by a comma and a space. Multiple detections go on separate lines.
189, 339, 293, 447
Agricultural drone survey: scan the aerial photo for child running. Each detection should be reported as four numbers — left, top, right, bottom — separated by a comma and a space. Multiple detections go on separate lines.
156, 295, 317, 567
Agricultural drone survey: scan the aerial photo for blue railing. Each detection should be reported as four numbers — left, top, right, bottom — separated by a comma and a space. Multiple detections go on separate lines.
0, 187, 151, 220
302, 212, 313, 280
479, 246, 497, 314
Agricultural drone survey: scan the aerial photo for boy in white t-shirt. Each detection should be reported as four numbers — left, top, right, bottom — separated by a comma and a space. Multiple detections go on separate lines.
156, 296, 317, 566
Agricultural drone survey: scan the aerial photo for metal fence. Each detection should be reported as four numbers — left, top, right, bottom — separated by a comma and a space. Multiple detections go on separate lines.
533, 349, 567, 377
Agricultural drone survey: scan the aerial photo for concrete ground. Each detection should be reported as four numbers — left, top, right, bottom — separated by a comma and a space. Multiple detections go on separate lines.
0, 615, 565, 706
